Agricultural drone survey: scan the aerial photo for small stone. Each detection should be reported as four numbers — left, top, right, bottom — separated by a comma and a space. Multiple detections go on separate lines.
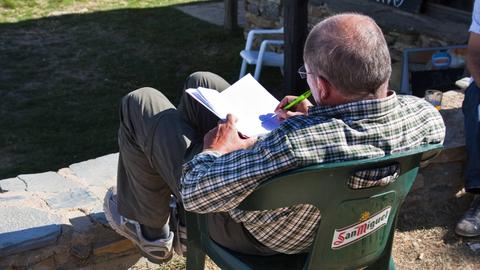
71, 244, 91, 260
417, 252, 425, 260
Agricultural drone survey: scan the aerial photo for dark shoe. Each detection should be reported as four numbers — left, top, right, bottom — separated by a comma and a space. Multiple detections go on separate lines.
103, 187, 174, 263
455, 196, 480, 237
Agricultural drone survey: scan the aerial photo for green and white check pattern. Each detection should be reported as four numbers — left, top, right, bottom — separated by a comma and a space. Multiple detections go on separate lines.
181, 92, 445, 254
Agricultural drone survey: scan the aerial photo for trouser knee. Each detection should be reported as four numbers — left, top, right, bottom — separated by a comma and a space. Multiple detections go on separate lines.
122, 87, 161, 110
184, 71, 230, 91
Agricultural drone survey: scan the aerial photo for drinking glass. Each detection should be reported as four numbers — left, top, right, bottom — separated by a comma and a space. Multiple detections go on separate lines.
425, 90, 443, 110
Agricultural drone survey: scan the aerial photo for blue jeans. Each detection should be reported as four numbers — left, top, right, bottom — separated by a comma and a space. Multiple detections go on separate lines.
462, 82, 480, 193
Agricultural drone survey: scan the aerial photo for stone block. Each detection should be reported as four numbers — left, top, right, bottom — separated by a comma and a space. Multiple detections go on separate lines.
418, 34, 448, 48
69, 153, 118, 188
45, 188, 98, 210
0, 177, 27, 192
384, 33, 397, 46
260, 1, 281, 19
244, 13, 277, 29
395, 32, 419, 45
93, 238, 135, 256
17, 171, 82, 193
69, 214, 95, 233
89, 212, 108, 226
0, 206, 61, 256
31, 256, 56, 270
71, 244, 92, 260
308, 3, 330, 19
246, 1, 259, 15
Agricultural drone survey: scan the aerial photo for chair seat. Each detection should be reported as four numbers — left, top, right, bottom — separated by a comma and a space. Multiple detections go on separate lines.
206, 239, 308, 270
240, 50, 284, 67
229, 251, 307, 270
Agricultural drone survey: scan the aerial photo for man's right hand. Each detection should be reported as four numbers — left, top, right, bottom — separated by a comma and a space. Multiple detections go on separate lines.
274, 95, 313, 121
202, 114, 257, 155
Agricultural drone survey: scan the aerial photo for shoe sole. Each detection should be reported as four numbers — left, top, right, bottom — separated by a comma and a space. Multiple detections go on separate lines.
103, 189, 173, 264
455, 227, 480, 237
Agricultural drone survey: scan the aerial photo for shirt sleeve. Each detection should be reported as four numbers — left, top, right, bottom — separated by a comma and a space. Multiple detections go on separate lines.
470, 0, 480, 34
180, 130, 297, 213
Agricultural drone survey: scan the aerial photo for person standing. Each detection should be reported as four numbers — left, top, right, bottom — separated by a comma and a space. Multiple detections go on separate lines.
455, 0, 480, 237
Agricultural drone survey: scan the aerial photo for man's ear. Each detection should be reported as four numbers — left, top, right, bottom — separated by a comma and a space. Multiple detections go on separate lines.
317, 76, 331, 100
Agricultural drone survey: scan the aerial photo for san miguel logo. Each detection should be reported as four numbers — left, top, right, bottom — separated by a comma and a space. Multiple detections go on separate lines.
331, 206, 392, 249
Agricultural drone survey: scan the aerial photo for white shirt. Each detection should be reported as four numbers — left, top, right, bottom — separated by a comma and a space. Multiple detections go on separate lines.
470, 0, 480, 34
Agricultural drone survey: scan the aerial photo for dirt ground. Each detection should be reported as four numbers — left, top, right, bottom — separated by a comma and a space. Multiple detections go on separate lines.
391, 192, 480, 269
138, 165, 480, 270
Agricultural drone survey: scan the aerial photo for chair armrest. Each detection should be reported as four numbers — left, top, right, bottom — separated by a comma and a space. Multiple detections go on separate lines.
256, 39, 284, 66
245, 27, 284, 50
249, 27, 284, 35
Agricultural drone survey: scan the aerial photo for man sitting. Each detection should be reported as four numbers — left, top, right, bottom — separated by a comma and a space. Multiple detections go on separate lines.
104, 13, 445, 262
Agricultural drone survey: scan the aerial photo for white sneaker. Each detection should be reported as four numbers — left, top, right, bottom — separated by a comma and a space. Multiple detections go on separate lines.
103, 187, 174, 264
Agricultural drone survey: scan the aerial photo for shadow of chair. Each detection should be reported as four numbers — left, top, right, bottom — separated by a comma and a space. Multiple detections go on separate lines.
239, 27, 284, 81
185, 144, 443, 270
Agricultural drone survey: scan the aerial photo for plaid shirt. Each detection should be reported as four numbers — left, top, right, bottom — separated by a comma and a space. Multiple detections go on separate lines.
181, 92, 445, 254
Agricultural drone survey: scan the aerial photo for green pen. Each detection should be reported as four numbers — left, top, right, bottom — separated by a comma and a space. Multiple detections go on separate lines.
283, 90, 312, 110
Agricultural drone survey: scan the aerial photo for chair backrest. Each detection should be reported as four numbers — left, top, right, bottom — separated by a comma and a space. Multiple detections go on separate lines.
236, 144, 442, 270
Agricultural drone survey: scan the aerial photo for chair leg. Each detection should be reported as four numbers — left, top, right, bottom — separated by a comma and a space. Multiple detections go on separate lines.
365, 221, 396, 270
239, 59, 247, 80
186, 243, 206, 270
389, 256, 396, 270
253, 63, 262, 81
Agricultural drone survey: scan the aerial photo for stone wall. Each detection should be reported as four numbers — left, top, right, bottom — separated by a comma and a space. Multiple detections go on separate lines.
244, 0, 470, 62
0, 154, 145, 269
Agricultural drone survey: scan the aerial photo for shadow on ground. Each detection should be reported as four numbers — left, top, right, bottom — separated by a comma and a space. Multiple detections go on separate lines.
0, 5, 281, 179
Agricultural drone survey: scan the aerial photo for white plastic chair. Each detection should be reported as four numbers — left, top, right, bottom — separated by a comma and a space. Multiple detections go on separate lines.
239, 27, 284, 81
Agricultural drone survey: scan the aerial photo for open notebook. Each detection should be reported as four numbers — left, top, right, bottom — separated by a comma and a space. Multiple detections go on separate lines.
186, 74, 281, 137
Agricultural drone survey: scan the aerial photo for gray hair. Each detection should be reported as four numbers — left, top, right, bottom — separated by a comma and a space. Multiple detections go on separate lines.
303, 13, 391, 96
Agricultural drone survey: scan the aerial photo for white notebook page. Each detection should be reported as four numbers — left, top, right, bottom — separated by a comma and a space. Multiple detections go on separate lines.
186, 74, 281, 136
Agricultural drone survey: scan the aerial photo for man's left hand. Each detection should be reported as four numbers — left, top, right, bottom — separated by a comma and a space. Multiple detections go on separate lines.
203, 114, 257, 155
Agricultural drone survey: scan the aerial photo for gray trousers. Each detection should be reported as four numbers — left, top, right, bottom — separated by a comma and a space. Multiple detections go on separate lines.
116, 72, 277, 255
117, 71, 229, 227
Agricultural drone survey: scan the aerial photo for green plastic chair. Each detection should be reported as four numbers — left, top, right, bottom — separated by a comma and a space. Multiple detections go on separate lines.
185, 144, 443, 270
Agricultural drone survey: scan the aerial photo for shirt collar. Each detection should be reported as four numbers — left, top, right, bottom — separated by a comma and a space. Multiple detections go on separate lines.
308, 91, 399, 120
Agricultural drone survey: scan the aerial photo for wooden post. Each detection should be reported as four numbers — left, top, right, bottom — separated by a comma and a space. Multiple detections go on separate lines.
283, 0, 308, 96
224, 0, 238, 31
